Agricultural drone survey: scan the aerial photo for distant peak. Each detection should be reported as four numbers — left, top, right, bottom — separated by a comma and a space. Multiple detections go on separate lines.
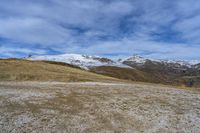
123, 55, 146, 64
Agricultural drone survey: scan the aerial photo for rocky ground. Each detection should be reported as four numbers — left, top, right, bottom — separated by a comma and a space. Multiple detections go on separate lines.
0, 81, 200, 133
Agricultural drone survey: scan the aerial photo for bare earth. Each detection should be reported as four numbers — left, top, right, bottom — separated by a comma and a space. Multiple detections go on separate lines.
0, 82, 200, 133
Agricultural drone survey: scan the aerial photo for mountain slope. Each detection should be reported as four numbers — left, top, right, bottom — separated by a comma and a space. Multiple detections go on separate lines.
90, 65, 181, 85
0, 59, 119, 82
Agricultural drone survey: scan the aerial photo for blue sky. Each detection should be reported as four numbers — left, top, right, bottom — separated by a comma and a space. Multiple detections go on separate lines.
0, 0, 200, 60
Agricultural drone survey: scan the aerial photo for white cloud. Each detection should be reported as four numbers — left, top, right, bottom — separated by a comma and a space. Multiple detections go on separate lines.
173, 15, 200, 43
0, 17, 74, 45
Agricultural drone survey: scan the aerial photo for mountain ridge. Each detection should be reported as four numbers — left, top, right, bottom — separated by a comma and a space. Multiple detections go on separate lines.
28, 53, 200, 69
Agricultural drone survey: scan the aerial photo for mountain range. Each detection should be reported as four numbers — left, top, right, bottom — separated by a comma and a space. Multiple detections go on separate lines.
28, 54, 200, 87
28, 54, 200, 69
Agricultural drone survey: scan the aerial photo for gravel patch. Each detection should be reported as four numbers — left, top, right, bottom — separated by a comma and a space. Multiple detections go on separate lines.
0, 81, 200, 133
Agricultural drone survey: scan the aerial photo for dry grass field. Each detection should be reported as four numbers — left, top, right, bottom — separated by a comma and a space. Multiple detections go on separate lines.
0, 59, 118, 82
0, 81, 200, 133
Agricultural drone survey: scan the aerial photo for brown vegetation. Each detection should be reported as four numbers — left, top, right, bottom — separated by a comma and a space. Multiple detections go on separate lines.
0, 59, 118, 82
90, 65, 200, 88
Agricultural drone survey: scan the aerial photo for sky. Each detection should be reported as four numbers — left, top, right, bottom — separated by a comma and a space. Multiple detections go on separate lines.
0, 0, 200, 60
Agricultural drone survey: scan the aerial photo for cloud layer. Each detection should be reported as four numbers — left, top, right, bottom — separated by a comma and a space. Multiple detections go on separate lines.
0, 0, 200, 59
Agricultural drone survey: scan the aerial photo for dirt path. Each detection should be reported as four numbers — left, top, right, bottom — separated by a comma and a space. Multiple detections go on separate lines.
0, 82, 200, 133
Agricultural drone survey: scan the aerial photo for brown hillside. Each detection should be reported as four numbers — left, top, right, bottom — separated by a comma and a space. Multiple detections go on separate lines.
0, 59, 118, 82
90, 66, 200, 87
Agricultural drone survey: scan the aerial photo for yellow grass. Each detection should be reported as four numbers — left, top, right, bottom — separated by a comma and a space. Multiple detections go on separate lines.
0, 59, 118, 82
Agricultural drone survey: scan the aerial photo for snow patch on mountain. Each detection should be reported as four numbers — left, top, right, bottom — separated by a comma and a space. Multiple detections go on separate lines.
123, 55, 147, 64
122, 55, 160, 65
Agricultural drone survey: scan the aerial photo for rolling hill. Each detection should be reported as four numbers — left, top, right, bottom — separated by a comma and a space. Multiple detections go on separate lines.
0, 59, 118, 82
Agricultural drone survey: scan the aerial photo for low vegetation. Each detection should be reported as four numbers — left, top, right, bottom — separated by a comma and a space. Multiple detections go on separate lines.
0, 59, 118, 82
90, 65, 200, 88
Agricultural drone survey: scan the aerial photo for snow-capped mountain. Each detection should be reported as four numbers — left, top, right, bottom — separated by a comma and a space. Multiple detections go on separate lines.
27, 54, 200, 70
28, 54, 129, 70
121, 55, 147, 64
122, 55, 200, 68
